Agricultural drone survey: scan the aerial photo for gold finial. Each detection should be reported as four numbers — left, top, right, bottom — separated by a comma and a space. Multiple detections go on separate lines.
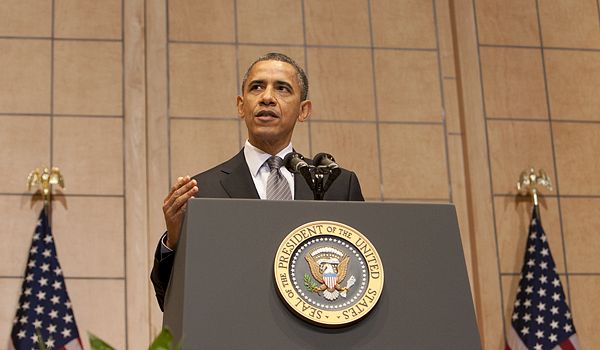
27, 167, 65, 204
517, 167, 552, 208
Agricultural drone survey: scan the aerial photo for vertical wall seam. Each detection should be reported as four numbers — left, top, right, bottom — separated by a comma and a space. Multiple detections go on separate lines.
50, 0, 55, 178
533, 0, 573, 308
596, 0, 600, 29
165, 0, 172, 187
366, 0, 384, 201
432, 0, 454, 203
300, 0, 312, 157
120, 0, 129, 347
142, 0, 152, 341
233, 0, 242, 149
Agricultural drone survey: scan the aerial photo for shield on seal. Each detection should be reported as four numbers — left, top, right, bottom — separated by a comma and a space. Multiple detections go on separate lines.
323, 272, 337, 289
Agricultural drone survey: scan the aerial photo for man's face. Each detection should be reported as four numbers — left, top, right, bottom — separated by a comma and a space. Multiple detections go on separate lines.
237, 60, 311, 153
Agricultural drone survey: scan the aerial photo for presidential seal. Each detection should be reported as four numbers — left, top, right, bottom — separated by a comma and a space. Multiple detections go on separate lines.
274, 221, 384, 327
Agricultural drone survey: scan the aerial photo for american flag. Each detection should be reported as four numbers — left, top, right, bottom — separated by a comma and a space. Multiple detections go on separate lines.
505, 208, 580, 350
9, 209, 82, 350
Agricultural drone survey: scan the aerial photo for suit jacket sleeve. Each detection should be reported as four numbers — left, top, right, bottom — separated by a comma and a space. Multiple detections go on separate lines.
150, 235, 174, 311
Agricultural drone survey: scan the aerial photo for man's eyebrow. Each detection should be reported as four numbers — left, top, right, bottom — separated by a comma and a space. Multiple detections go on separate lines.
248, 79, 264, 87
275, 80, 294, 90
247, 79, 294, 91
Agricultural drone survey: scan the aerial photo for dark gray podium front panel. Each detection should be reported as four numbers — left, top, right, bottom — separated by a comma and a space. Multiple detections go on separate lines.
163, 199, 481, 350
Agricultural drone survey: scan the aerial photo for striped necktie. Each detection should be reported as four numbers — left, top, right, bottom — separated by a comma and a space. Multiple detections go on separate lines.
266, 156, 292, 200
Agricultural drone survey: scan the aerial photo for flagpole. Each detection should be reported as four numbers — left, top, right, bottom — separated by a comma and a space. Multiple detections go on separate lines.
531, 187, 540, 224
45, 193, 52, 228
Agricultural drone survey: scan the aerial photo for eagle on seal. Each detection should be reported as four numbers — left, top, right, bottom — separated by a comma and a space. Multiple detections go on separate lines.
305, 253, 350, 301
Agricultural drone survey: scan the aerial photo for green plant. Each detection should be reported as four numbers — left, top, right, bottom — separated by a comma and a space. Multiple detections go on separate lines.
89, 328, 181, 350
89, 333, 115, 350
35, 329, 46, 350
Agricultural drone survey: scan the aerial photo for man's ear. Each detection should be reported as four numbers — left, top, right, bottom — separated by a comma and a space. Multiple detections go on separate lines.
298, 100, 312, 122
236, 95, 244, 118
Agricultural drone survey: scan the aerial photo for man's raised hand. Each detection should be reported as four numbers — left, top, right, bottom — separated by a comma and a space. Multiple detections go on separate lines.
162, 175, 198, 249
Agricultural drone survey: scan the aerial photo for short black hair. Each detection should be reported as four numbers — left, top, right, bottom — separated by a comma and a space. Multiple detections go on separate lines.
241, 52, 309, 101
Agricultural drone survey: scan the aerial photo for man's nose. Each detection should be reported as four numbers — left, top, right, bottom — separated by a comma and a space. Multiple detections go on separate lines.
259, 86, 276, 106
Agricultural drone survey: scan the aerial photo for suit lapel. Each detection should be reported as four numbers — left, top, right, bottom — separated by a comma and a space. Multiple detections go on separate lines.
219, 150, 260, 199
294, 174, 314, 200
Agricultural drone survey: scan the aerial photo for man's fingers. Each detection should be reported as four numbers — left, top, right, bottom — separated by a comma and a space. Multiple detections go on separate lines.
164, 179, 197, 210
173, 178, 197, 198
163, 176, 195, 206
163, 185, 195, 215
172, 186, 198, 210
165, 186, 198, 214
166, 175, 191, 197
166, 176, 185, 198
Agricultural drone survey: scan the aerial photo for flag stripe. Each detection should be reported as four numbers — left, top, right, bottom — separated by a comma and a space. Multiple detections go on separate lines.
556, 337, 576, 350
62, 337, 83, 350
506, 327, 529, 350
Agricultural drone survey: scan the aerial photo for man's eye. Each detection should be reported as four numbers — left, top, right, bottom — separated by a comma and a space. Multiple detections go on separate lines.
250, 84, 262, 91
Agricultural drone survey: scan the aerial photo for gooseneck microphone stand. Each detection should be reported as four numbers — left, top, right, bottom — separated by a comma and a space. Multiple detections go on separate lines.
283, 152, 341, 200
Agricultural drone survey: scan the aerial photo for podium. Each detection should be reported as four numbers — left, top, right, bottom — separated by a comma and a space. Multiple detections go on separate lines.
163, 199, 481, 349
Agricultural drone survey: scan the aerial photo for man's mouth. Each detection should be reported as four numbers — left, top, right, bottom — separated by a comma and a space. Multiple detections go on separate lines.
255, 110, 279, 119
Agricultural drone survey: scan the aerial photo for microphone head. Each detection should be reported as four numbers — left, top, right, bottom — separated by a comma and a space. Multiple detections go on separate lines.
314, 152, 338, 168
283, 152, 308, 173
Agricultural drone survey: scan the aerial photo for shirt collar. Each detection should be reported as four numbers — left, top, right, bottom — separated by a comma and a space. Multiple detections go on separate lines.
244, 140, 294, 176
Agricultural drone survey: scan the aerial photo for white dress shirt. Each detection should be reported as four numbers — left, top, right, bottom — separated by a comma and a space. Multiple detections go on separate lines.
243, 140, 295, 200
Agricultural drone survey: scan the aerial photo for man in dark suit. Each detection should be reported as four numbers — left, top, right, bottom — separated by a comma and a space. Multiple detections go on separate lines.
151, 53, 364, 310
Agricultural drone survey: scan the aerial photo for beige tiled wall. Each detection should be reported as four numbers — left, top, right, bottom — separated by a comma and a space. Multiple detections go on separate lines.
164, 0, 452, 204
0, 0, 127, 348
1, 0, 599, 349
460, 0, 600, 348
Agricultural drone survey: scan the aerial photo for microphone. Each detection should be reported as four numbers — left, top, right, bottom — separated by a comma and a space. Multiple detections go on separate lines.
313, 153, 339, 169
283, 152, 310, 174
284, 152, 314, 191
313, 152, 341, 196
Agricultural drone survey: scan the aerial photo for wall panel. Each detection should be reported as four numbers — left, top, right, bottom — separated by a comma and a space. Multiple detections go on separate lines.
0, 40, 51, 114
0, 0, 52, 37
479, 47, 547, 119
307, 47, 376, 121
545, 51, 600, 121
53, 42, 123, 116
375, 50, 443, 122
569, 276, 600, 348
304, 0, 371, 46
